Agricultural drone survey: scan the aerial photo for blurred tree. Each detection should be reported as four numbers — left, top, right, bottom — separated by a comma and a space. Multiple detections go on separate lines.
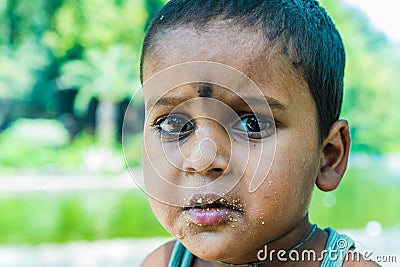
44, 0, 149, 143
4, 0, 18, 45
0, 0, 64, 124
59, 45, 139, 145
0, 41, 49, 99
0, 40, 50, 129
43, 0, 147, 58
0, 0, 63, 46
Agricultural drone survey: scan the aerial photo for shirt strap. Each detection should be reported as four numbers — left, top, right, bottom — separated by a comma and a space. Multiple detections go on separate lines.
168, 241, 194, 267
321, 227, 355, 267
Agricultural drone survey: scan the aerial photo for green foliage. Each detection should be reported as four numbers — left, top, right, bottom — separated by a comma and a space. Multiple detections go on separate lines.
144, 0, 168, 28
59, 45, 140, 115
0, 0, 64, 111
0, 0, 60, 45
0, 119, 142, 172
0, 40, 49, 99
43, 0, 147, 57
43, 0, 151, 143
321, 0, 400, 153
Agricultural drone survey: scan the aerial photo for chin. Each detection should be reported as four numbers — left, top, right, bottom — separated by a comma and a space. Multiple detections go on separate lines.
191, 248, 251, 265
190, 248, 228, 262
182, 232, 243, 261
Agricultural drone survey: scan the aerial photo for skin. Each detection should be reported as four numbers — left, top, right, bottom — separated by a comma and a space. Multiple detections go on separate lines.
140, 23, 379, 267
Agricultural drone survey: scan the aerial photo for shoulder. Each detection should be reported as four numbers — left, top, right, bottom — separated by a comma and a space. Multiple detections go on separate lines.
323, 228, 381, 267
140, 240, 176, 267
342, 251, 382, 267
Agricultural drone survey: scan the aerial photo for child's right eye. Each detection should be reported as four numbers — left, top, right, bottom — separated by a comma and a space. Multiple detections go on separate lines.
152, 113, 195, 139
232, 113, 275, 139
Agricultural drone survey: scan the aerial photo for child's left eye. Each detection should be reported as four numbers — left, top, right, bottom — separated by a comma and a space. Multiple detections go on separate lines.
233, 114, 275, 139
152, 113, 195, 140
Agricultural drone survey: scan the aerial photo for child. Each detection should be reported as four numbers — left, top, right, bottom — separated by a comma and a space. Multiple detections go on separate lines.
137, 0, 379, 266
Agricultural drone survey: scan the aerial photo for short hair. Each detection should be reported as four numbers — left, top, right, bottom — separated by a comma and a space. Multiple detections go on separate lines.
140, 0, 345, 141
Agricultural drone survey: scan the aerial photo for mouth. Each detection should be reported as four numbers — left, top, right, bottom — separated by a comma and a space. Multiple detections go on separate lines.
183, 193, 243, 225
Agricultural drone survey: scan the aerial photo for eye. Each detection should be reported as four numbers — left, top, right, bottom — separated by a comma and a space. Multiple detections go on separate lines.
233, 114, 275, 139
153, 113, 194, 139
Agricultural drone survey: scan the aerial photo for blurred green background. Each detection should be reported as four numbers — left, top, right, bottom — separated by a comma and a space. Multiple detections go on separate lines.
0, 0, 399, 245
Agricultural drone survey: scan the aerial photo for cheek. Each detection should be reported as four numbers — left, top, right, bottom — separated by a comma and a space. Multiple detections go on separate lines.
267, 132, 319, 211
148, 199, 167, 226
142, 118, 182, 234
143, 134, 182, 180
148, 199, 180, 235
142, 135, 188, 209
242, 130, 320, 222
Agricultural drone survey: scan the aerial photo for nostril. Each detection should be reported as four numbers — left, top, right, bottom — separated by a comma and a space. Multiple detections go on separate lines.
206, 167, 226, 180
211, 168, 224, 174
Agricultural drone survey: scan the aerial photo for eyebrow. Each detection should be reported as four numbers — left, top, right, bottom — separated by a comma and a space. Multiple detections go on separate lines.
243, 96, 287, 111
146, 95, 287, 112
146, 96, 187, 110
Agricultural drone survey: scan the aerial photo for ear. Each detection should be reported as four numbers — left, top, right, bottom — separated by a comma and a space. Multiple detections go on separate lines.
316, 120, 351, 192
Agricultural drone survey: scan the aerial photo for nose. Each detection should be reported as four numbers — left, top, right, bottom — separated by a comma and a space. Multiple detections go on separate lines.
181, 119, 230, 178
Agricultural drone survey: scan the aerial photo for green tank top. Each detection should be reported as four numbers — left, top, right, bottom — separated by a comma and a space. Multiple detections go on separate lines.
168, 227, 355, 267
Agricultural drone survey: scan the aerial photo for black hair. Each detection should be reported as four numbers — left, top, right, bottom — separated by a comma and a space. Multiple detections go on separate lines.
140, 0, 345, 141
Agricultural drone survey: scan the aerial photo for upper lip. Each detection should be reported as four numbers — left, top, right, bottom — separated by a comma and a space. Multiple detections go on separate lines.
184, 193, 243, 212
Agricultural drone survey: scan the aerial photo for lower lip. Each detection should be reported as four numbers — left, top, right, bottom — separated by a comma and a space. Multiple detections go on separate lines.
186, 207, 233, 225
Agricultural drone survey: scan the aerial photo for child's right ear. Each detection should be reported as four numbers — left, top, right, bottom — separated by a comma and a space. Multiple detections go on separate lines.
316, 120, 351, 192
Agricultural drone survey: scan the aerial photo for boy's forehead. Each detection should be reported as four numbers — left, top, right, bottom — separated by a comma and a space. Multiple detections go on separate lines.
144, 25, 267, 77
143, 25, 309, 109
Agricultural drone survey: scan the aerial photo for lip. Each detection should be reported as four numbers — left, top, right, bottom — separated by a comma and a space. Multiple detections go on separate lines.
186, 207, 232, 225
184, 193, 242, 225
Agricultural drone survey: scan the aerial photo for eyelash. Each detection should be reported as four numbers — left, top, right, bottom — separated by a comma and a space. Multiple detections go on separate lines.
151, 113, 276, 140
151, 113, 195, 140
233, 113, 275, 139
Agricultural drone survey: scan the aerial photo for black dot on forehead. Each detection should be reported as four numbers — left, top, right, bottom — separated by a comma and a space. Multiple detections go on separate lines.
198, 84, 213, 98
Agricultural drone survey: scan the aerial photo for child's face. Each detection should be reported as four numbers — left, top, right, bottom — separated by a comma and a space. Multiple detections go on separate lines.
141, 25, 322, 263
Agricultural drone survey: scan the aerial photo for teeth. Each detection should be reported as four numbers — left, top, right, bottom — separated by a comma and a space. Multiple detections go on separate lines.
186, 197, 244, 212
